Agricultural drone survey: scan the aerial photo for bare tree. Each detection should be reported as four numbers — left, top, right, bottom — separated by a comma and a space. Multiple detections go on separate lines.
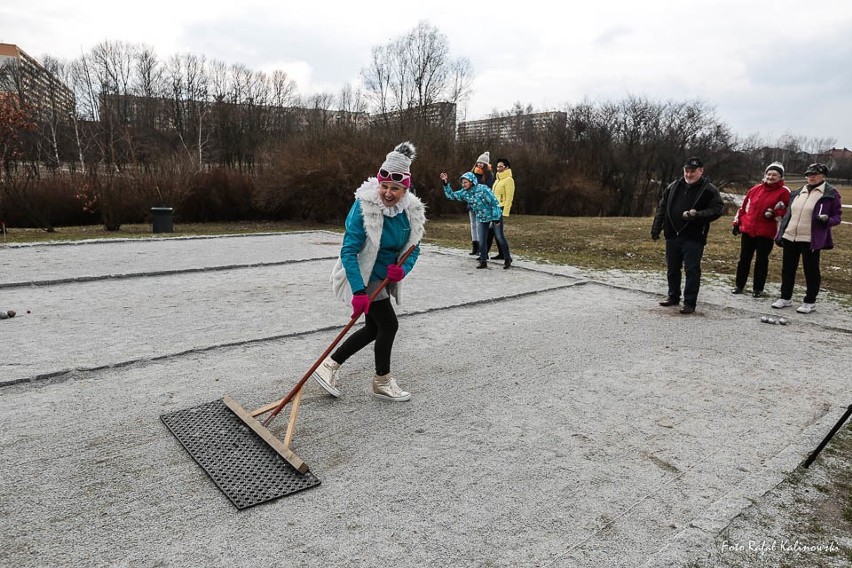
361, 21, 470, 130
229, 64, 270, 169
164, 53, 210, 168
90, 41, 138, 165
447, 57, 473, 121
302, 92, 336, 131
134, 45, 162, 98
387, 39, 412, 114
362, 44, 393, 120
270, 69, 297, 109
0, 94, 37, 179
267, 69, 298, 135
559, 96, 737, 215
208, 59, 229, 103
133, 45, 164, 129
337, 82, 368, 131
801, 135, 836, 158
403, 21, 449, 111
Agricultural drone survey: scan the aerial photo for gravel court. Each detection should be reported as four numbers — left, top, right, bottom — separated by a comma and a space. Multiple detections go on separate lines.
0, 237, 574, 385
0, 232, 343, 286
1, 233, 850, 568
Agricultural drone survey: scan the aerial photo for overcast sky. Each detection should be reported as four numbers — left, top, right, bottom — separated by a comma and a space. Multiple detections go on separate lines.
3, 0, 852, 148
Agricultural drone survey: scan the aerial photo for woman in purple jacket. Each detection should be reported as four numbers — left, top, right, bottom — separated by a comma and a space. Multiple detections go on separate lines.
771, 163, 843, 314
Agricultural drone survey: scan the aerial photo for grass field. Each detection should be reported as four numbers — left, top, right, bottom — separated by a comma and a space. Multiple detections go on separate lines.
2, 213, 851, 564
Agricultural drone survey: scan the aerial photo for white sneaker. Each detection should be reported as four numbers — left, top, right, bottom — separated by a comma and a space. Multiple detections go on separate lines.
796, 303, 816, 314
771, 299, 793, 309
312, 356, 341, 397
372, 374, 411, 402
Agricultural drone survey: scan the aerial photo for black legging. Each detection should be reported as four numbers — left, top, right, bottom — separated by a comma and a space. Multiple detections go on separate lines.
331, 297, 398, 376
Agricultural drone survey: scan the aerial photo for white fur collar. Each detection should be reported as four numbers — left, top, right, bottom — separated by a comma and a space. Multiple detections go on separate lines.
355, 178, 412, 217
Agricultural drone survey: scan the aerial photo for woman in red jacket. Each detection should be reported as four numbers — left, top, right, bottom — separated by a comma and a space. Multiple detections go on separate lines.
731, 161, 790, 297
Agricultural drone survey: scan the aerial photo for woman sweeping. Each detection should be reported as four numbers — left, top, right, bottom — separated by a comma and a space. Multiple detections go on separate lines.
312, 142, 426, 401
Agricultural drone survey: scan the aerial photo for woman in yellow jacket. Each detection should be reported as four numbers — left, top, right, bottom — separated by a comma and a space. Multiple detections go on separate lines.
490, 158, 515, 260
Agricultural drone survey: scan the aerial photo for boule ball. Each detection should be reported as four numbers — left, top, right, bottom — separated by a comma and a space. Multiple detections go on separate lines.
760, 316, 768, 323
0, 311, 7, 320
6, 310, 15, 318
778, 317, 789, 325
766, 317, 776, 324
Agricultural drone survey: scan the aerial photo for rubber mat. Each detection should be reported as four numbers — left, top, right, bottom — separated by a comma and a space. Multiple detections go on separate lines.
161, 398, 320, 509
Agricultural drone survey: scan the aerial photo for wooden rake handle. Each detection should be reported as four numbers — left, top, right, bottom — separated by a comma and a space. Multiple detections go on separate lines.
261, 244, 416, 427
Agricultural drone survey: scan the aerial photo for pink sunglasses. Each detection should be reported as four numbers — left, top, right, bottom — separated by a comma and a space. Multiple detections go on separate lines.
378, 169, 411, 183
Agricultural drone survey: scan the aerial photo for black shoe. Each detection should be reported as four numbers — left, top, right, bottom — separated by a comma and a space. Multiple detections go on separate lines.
476, 261, 488, 269
680, 305, 696, 314
752, 291, 764, 298
491, 255, 505, 260
731, 287, 743, 294
468, 242, 480, 256
503, 259, 512, 269
659, 297, 680, 306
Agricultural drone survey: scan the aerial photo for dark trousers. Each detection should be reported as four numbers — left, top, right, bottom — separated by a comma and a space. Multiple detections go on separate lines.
735, 234, 775, 292
779, 240, 821, 303
665, 236, 705, 307
332, 298, 398, 376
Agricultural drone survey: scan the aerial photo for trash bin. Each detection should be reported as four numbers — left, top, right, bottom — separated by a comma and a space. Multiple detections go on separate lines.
151, 207, 174, 233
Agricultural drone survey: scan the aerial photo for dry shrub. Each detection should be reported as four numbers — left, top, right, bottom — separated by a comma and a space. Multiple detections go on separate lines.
83, 171, 149, 230
538, 175, 615, 216
179, 168, 256, 222
1, 171, 98, 229
134, 159, 199, 209
255, 130, 432, 222
450, 144, 611, 217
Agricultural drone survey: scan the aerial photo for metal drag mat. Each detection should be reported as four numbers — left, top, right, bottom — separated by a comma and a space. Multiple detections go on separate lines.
161, 398, 320, 509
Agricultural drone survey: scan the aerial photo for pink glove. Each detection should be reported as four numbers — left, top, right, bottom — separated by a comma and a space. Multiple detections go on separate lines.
386, 264, 405, 282
351, 293, 370, 318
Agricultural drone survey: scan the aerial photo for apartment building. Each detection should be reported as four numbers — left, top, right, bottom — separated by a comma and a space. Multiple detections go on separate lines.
370, 101, 457, 133
458, 111, 567, 143
0, 43, 75, 118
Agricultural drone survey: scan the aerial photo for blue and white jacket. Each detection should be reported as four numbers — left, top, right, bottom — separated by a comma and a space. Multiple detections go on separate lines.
331, 178, 425, 306
443, 172, 503, 223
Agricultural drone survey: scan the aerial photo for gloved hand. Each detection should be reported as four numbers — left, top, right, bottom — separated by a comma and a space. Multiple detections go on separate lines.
651, 231, 660, 241
818, 214, 829, 224
764, 208, 774, 219
351, 292, 370, 318
732, 225, 741, 236
386, 264, 405, 282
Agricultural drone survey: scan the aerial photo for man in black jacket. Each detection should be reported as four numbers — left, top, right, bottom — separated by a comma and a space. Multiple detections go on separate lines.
651, 157, 724, 314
